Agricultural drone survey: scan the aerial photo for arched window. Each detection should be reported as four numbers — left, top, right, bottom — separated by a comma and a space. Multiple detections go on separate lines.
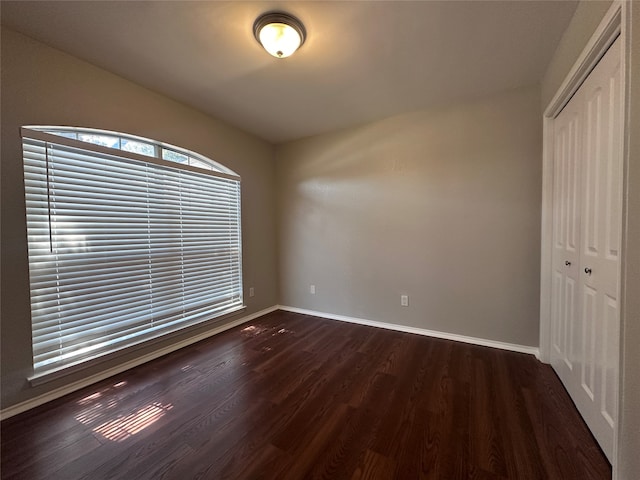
21, 126, 243, 379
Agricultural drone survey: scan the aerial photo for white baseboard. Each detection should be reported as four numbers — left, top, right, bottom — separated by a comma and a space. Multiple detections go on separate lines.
1, 304, 539, 420
277, 305, 540, 358
0, 305, 279, 421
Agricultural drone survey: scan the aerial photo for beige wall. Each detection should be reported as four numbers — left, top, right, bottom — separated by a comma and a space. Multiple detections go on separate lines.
276, 86, 542, 347
541, 2, 640, 477
0, 29, 278, 410
541, 0, 613, 109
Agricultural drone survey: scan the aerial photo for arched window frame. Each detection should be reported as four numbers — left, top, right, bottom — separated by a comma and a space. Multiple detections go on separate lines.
28, 125, 239, 177
21, 126, 243, 381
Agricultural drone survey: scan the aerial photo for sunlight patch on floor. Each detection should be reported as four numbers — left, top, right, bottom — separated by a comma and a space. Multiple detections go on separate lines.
77, 392, 102, 405
274, 328, 293, 335
93, 402, 174, 442
74, 380, 171, 441
241, 324, 269, 337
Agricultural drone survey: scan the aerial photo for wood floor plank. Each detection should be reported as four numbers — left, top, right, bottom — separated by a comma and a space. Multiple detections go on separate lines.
469, 356, 508, 477
0, 311, 611, 479
350, 450, 396, 480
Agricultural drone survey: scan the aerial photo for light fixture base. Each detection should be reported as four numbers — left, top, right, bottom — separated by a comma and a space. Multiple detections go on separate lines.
253, 11, 306, 58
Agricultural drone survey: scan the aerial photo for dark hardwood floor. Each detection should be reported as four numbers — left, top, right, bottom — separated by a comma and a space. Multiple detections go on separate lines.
1, 310, 610, 479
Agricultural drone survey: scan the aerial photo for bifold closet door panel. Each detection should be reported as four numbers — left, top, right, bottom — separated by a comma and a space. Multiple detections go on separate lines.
549, 36, 622, 462
550, 91, 582, 378
575, 34, 623, 460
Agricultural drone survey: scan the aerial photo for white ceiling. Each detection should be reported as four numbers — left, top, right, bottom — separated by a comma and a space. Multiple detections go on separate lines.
1, 1, 577, 144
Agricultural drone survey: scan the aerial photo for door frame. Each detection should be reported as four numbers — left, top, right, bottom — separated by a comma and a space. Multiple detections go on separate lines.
539, 0, 630, 474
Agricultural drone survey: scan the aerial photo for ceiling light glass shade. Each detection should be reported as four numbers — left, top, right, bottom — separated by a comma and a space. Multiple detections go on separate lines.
254, 12, 306, 58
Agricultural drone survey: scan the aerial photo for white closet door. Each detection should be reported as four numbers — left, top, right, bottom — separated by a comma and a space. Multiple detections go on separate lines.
550, 36, 622, 462
550, 83, 582, 380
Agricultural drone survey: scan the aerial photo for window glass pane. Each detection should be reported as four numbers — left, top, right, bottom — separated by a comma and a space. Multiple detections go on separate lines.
121, 139, 155, 157
78, 134, 120, 148
189, 158, 213, 170
45, 130, 77, 140
162, 149, 189, 165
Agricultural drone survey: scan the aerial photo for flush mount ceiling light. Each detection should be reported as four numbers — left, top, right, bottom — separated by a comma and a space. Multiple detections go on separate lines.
253, 12, 306, 58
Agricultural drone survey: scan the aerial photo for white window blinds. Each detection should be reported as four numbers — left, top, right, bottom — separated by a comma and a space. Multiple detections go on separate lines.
22, 127, 243, 378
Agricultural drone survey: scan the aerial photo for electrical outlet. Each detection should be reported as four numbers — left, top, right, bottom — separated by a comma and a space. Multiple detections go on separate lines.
249, 287, 254, 297
310, 284, 316, 294
401, 295, 409, 307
